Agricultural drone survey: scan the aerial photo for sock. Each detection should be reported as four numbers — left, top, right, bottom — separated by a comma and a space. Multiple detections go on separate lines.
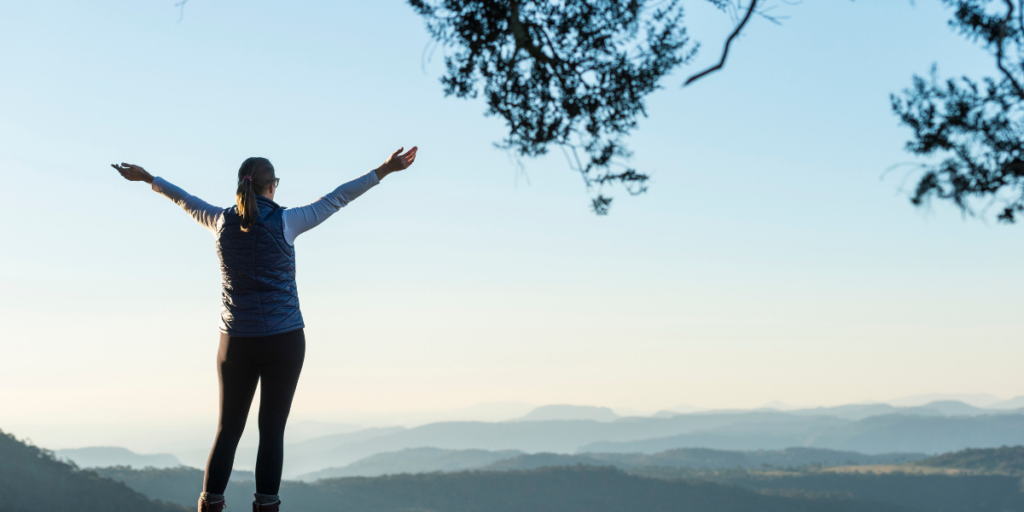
254, 492, 280, 505
200, 492, 225, 503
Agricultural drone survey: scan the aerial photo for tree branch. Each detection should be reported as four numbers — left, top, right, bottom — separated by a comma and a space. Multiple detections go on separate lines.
508, 0, 556, 66
684, 0, 758, 86
1019, 0, 1023, 37
998, 0, 1024, 97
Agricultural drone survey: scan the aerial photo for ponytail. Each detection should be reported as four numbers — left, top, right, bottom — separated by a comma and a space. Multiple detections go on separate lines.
235, 157, 276, 232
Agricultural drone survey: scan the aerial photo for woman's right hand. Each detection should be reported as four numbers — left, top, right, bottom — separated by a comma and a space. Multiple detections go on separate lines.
112, 163, 154, 184
376, 146, 418, 180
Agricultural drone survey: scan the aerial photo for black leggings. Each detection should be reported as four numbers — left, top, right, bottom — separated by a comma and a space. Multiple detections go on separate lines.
203, 328, 305, 495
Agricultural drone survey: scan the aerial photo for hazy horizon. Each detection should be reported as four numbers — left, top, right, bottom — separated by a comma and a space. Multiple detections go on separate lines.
8, 392, 1024, 454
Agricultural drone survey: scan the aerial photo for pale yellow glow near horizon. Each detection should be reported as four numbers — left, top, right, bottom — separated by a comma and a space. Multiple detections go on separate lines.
3, 281, 1021, 434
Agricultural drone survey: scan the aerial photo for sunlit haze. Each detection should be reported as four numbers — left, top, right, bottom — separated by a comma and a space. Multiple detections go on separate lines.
1, 0, 1022, 453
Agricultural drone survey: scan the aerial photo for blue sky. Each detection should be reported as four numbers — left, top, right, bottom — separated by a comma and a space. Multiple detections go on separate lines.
1, 0, 1022, 449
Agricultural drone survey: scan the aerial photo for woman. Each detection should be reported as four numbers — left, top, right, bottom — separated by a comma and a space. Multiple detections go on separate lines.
112, 146, 418, 512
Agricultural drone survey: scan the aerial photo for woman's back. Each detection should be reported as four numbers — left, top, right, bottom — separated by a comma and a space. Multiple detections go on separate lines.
216, 196, 302, 337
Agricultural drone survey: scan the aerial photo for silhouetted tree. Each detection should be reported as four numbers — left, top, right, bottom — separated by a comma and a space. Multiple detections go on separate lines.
408, 0, 765, 213
893, 0, 1024, 222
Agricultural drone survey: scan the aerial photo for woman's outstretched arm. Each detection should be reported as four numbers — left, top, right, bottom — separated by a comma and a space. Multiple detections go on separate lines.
282, 146, 418, 245
112, 163, 224, 234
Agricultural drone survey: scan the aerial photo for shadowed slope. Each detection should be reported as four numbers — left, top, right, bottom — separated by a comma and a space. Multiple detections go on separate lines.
0, 430, 186, 512
297, 466, 902, 512
100, 463, 903, 512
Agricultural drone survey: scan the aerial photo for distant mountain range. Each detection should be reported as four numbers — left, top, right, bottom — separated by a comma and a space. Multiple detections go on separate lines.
582, 413, 1024, 454
990, 396, 1024, 410
293, 446, 928, 481
90, 452, 1024, 512
885, 393, 1006, 407
652, 397, 1024, 418
299, 447, 523, 480
512, 405, 620, 422
279, 404, 1024, 477
276, 411, 851, 476
56, 446, 181, 469
9, 423, 1024, 512
46, 401, 1024, 478
783, 400, 994, 420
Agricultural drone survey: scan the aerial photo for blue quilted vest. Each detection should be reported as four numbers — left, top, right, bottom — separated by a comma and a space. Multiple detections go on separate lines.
215, 196, 304, 337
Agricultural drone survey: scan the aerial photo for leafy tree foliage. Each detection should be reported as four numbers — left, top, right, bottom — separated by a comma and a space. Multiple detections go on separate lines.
177, 0, 767, 213
408, 0, 711, 213
893, 0, 1024, 222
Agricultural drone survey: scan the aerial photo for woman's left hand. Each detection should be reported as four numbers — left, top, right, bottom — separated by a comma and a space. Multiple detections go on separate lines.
376, 146, 418, 180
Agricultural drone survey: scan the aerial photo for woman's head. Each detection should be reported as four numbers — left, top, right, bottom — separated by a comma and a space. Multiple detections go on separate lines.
236, 157, 276, 232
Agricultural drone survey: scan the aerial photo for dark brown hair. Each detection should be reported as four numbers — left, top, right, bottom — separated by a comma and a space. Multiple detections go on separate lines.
236, 157, 276, 232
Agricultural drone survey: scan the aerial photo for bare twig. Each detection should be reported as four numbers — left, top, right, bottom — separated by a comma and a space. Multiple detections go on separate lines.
998, 0, 1024, 97
684, 0, 758, 86
174, 0, 189, 23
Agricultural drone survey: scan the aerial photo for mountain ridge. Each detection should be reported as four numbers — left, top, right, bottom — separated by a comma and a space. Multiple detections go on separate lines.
0, 430, 186, 512
582, 413, 1024, 454
511, 405, 620, 422
56, 446, 181, 469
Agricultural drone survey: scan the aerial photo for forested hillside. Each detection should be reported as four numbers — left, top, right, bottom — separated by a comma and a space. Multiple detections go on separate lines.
916, 446, 1024, 474
66, 444, 1024, 512
487, 447, 927, 471
97, 464, 901, 512
0, 430, 186, 512
657, 470, 1024, 512
93, 466, 256, 510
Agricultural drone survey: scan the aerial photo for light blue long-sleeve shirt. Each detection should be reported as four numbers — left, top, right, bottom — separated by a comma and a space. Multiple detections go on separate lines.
150, 170, 380, 245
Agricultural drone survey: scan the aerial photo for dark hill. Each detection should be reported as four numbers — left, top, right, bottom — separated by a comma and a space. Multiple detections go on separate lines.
291, 446, 927, 481
484, 453, 614, 470
93, 465, 259, 510
631, 447, 927, 468
300, 466, 901, 512
916, 445, 1024, 474
488, 448, 927, 471
99, 464, 901, 512
0, 430, 186, 512
668, 470, 1024, 512
491, 446, 933, 468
